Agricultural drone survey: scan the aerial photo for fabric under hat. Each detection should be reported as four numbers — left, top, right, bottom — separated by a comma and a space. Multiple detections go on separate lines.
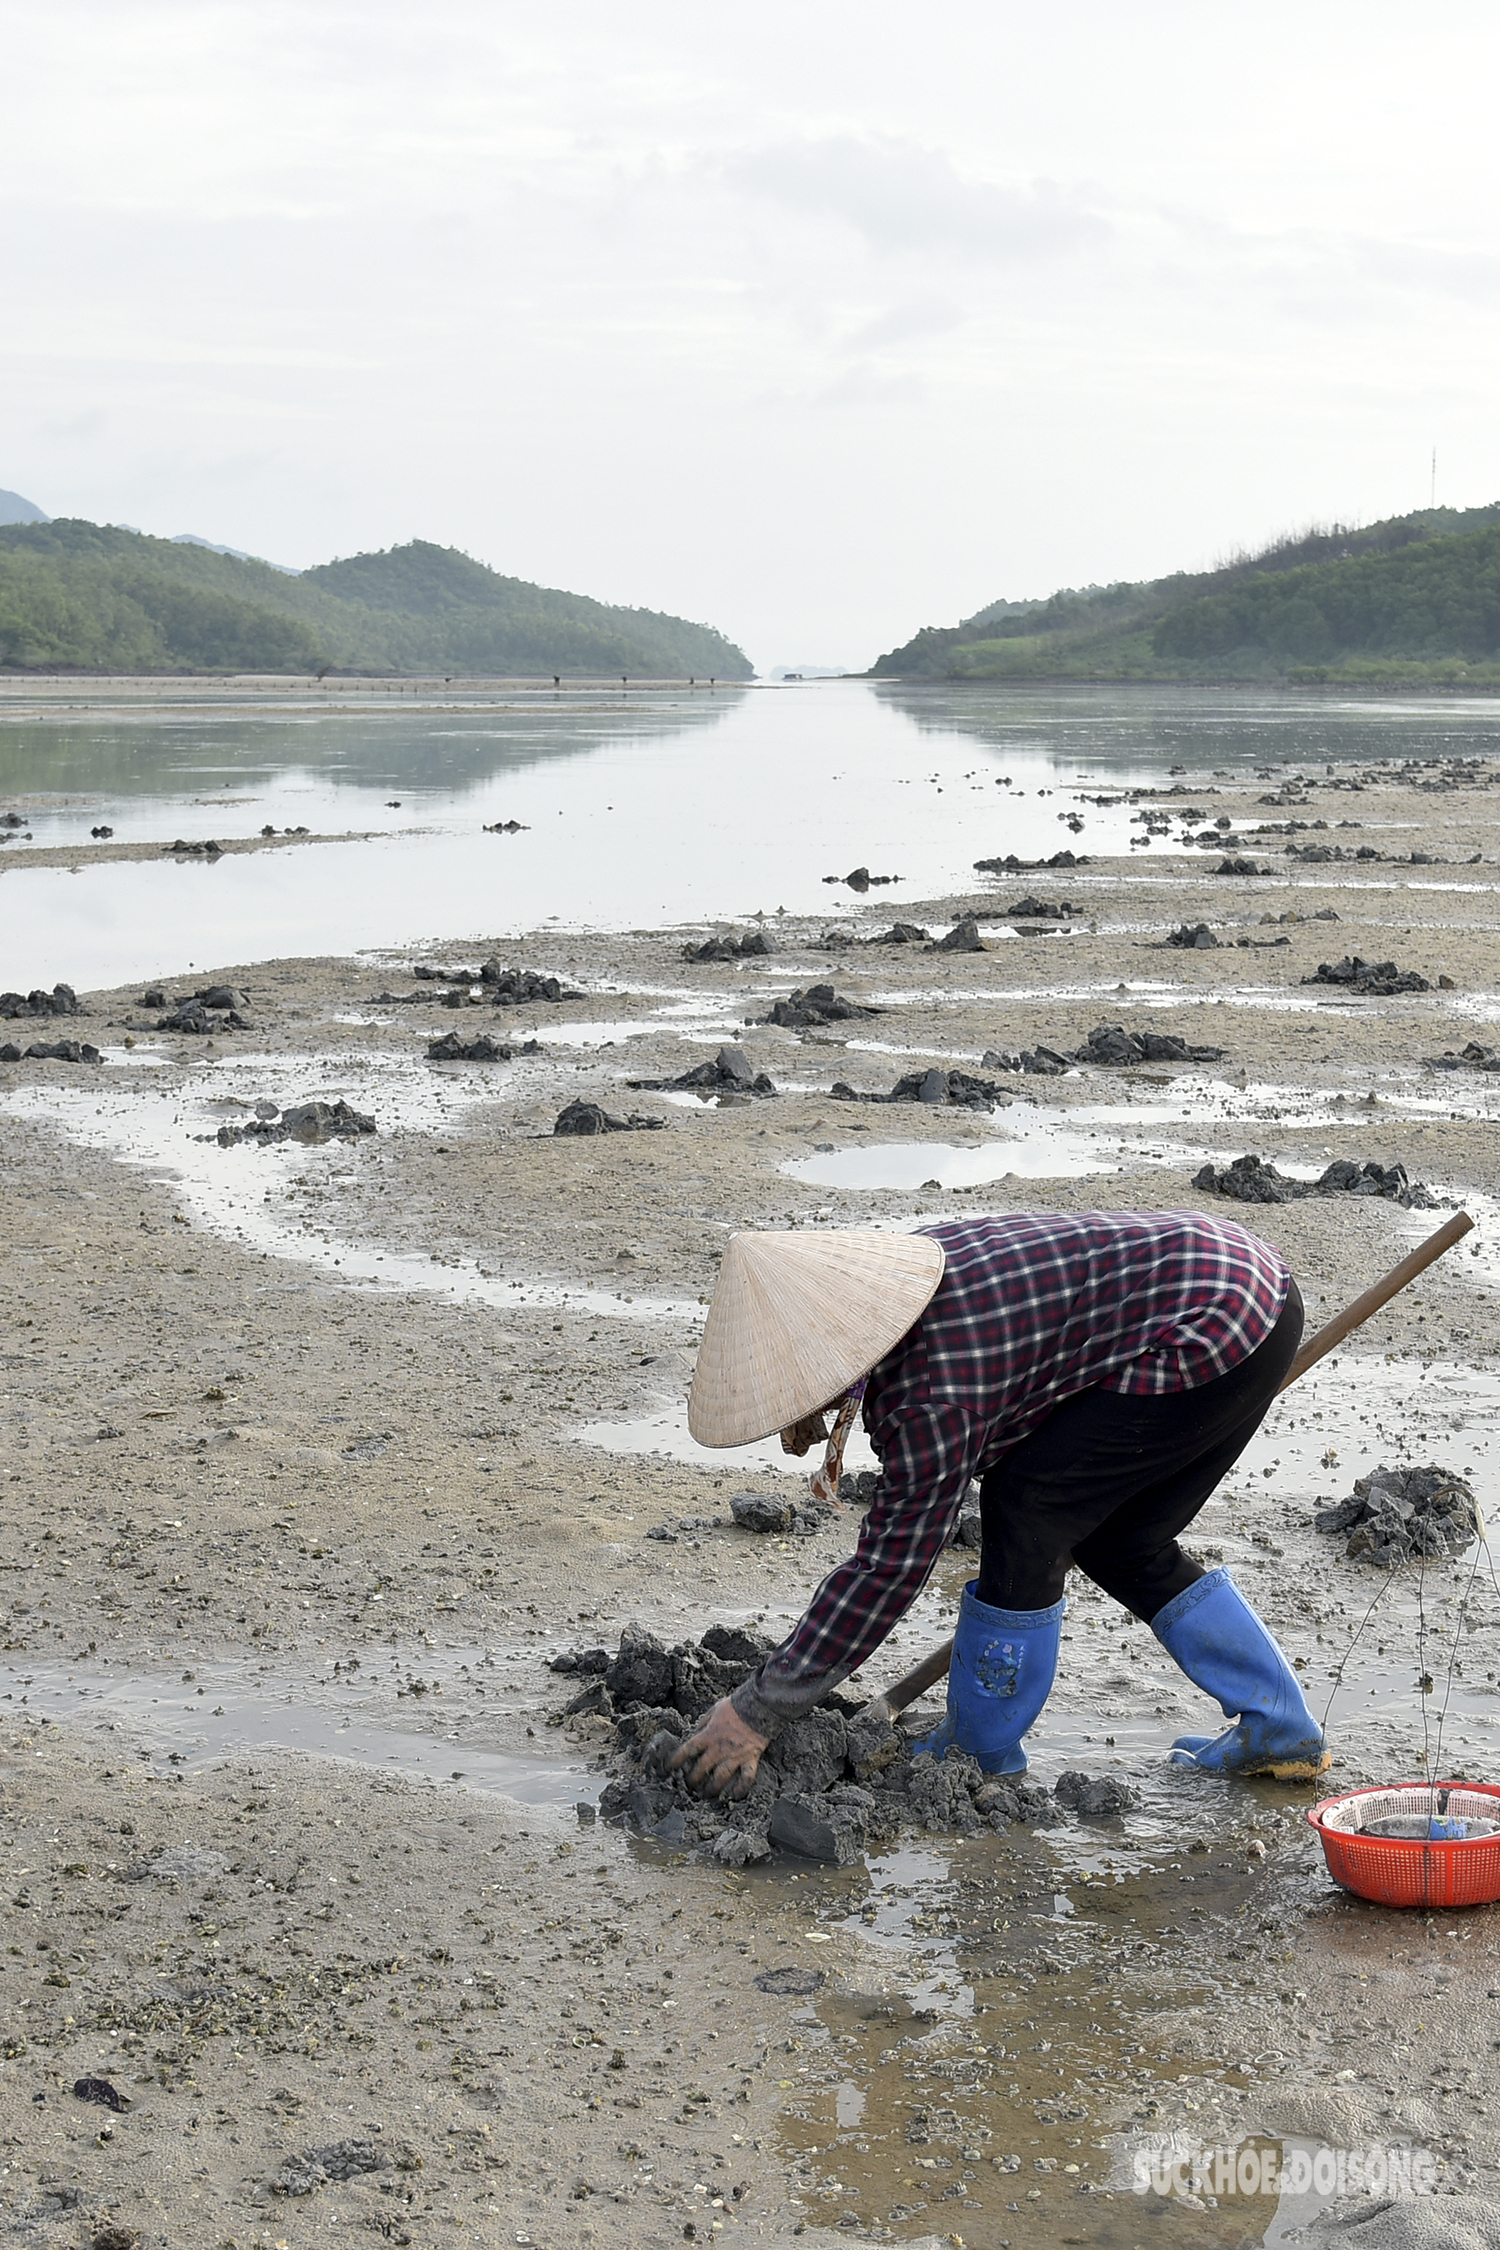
687, 1228, 946, 1448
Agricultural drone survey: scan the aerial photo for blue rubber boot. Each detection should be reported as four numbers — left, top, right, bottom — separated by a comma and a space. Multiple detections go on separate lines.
1152, 1566, 1330, 1779
912, 1583, 1066, 1775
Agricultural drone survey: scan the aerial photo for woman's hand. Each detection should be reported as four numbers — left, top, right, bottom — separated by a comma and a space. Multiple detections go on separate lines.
669, 1696, 769, 1799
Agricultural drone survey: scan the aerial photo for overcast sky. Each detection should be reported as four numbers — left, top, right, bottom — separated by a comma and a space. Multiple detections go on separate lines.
7, 1, 1500, 669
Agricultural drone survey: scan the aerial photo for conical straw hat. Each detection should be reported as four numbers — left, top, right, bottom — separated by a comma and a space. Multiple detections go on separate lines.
687, 1229, 946, 1448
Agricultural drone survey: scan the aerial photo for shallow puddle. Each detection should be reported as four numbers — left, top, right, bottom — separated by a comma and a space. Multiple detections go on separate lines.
0, 1644, 596, 1812
737, 1835, 1365, 2245
785, 1132, 1116, 1190
573, 1404, 881, 1480
2, 1065, 703, 1326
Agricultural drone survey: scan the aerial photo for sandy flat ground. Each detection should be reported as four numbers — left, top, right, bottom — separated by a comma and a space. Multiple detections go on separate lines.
6, 754, 1500, 2248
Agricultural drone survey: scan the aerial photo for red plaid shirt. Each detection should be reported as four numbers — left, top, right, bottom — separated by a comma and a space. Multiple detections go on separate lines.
731, 1211, 1289, 1736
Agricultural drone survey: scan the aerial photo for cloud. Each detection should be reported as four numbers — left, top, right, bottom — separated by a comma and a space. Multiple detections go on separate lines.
724, 133, 1106, 263
841, 296, 965, 353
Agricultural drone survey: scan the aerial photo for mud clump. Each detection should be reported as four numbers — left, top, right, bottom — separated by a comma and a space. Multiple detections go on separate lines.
1054, 1769, 1140, 1816
629, 1044, 776, 1098
1426, 1040, 1500, 1074
1302, 956, 1431, 996
1315, 1464, 1479, 1566
1167, 923, 1219, 949
1193, 1152, 1439, 1209
568, 1625, 1118, 1864
270, 2139, 388, 2196
729, 1490, 833, 1536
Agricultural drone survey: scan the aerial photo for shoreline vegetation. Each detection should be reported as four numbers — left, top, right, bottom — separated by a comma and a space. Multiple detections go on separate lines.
871, 500, 1500, 689
0, 520, 753, 680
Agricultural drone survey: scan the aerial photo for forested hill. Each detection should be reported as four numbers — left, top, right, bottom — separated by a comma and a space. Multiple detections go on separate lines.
0, 522, 752, 678
872, 502, 1500, 686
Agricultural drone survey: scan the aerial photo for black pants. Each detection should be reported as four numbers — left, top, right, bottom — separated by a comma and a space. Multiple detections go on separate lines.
975, 1283, 1304, 1623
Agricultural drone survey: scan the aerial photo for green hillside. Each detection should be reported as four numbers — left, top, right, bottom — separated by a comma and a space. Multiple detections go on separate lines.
872, 503, 1500, 686
0, 521, 752, 678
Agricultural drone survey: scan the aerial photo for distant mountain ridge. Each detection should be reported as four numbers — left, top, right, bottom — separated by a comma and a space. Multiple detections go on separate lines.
0, 520, 752, 677
873, 501, 1500, 686
172, 532, 299, 575
0, 489, 49, 527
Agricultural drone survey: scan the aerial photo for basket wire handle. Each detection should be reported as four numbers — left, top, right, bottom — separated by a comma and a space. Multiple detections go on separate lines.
1318, 1568, 1400, 1742
1426, 1511, 1497, 1817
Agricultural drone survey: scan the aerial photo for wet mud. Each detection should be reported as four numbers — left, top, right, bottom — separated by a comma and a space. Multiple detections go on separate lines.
7, 722, 1500, 2244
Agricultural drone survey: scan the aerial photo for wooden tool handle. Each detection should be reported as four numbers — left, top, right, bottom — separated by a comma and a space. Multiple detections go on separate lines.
872, 1209, 1475, 1719
881, 1637, 955, 1718
1278, 1209, 1473, 1390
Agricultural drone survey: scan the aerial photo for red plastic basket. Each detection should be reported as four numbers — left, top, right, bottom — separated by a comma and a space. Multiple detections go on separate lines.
1308, 1781, 1500, 1908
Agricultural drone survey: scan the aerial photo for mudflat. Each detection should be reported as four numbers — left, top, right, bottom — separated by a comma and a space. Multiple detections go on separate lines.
5, 748, 1500, 2248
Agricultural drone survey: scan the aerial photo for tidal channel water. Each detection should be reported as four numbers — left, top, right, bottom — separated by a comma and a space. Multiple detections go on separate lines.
4, 677, 1500, 989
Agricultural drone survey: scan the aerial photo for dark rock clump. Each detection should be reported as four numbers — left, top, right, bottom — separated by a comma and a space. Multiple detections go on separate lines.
1002, 896, 1079, 921
1193, 1152, 1439, 1209
567, 1624, 1131, 1862
970, 1024, 1226, 1075
830, 1066, 1008, 1110
1167, 923, 1219, 949
410, 961, 582, 1003
1315, 1464, 1478, 1567
427, 1032, 538, 1062
979, 1044, 1074, 1077
486, 962, 581, 1003
927, 917, 986, 953
629, 1044, 775, 1097
215, 1099, 376, 1148
822, 866, 900, 891
973, 849, 1089, 873
681, 930, 775, 961
865, 922, 930, 945
164, 837, 223, 857
1071, 1023, 1228, 1067
0, 1038, 102, 1063
761, 984, 882, 1028
553, 1100, 665, 1135
154, 985, 255, 1034
0, 982, 81, 1018
1303, 956, 1431, 996
1214, 856, 1267, 876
